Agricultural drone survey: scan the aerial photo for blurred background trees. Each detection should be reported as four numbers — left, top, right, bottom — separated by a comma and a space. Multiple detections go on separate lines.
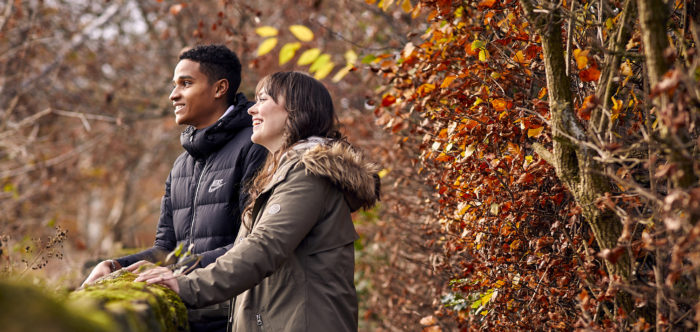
1, 0, 699, 330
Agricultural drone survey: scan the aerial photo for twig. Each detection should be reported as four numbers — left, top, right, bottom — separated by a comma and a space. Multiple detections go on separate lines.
19, 3, 122, 91
0, 134, 106, 178
565, 0, 575, 77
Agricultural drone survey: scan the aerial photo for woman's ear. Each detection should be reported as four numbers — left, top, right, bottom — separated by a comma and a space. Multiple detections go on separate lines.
215, 79, 229, 99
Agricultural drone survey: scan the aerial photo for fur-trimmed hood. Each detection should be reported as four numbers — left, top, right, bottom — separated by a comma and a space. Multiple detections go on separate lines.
285, 138, 380, 212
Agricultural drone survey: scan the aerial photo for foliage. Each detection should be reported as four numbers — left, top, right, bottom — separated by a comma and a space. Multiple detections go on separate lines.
373, 0, 699, 330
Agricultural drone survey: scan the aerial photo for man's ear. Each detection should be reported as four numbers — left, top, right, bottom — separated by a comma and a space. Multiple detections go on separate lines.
214, 79, 229, 99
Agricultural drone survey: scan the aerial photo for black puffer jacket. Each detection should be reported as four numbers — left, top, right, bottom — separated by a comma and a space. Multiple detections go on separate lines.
115, 93, 267, 269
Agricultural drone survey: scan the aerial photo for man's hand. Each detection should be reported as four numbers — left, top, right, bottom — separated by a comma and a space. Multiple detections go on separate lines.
81, 260, 119, 287
134, 266, 180, 293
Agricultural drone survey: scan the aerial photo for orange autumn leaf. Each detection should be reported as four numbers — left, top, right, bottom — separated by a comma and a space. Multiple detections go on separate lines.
576, 95, 598, 120
417, 83, 436, 95
381, 94, 397, 107
527, 126, 544, 138
579, 65, 601, 82
491, 98, 510, 111
573, 49, 589, 70
537, 87, 547, 99
441, 75, 457, 88
478, 0, 497, 8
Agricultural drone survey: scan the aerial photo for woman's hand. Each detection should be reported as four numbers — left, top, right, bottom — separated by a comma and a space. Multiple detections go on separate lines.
124, 260, 153, 273
134, 265, 180, 293
81, 260, 118, 287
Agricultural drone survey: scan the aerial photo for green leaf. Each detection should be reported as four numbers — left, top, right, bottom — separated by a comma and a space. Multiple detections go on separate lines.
361, 54, 377, 64
255, 26, 278, 37
309, 54, 331, 73
471, 39, 485, 50
279, 42, 301, 65
289, 24, 314, 42
297, 48, 321, 65
256, 38, 278, 56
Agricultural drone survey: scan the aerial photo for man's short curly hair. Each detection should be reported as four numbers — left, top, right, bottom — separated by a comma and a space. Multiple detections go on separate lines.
180, 44, 242, 106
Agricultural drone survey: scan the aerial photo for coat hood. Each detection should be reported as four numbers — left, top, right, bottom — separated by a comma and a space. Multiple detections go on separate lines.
293, 139, 380, 212
181, 92, 254, 160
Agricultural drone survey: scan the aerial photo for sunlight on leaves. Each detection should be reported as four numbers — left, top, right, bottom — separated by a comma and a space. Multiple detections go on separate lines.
309, 54, 331, 73
257, 38, 278, 56
279, 42, 301, 65
289, 25, 314, 42
297, 48, 321, 65
255, 26, 279, 37
314, 62, 335, 79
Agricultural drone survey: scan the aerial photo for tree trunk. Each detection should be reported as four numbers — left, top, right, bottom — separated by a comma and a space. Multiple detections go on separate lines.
519, 0, 630, 280
638, 0, 698, 189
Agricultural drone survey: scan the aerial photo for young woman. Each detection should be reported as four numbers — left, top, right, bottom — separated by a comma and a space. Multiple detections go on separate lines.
135, 71, 379, 331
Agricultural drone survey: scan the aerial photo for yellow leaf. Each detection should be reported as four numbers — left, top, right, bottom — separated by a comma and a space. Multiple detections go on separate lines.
527, 126, 544, 138
479, 49, 489, 62
401, 0, 412, 12
297, 48, 321, 65
344, 50, 358, 64
289, 25, 314, 42
441, 75, 456, 88
314, 61, 335, 80
278, 42, 301, 65
255, 26, 279, 37
256, 38, 278, 56
309, 54, 331, 73
473, 97, 484, 107
332, 63, 355, 82
379, 0, 395, 11
513, 50, 526, 64
377, 168, 390, 178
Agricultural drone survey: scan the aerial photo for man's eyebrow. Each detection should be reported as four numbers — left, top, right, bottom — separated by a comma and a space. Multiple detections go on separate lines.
173, 75, 196, 83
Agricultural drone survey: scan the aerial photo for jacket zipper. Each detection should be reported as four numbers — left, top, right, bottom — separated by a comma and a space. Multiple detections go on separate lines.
189, 160, 209, 246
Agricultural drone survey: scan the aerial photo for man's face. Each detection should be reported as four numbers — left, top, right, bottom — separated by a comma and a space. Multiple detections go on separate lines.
169, 59, 222, 129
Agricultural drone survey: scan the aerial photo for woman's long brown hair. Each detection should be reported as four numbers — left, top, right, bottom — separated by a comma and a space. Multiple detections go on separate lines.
242, 72, 341, 227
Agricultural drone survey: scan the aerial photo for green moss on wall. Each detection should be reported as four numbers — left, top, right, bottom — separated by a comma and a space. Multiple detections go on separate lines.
0, 280, 114, 332
0, 270, 189, 332
70, 269, 189, 332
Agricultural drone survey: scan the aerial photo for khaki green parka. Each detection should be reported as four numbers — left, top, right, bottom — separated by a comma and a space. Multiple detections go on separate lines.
176, 139, 379, 331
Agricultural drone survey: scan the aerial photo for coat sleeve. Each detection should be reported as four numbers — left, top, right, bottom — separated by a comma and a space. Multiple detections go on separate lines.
114, 172, 174, 267
176, 163, 331, 308
187, 142, 268, 269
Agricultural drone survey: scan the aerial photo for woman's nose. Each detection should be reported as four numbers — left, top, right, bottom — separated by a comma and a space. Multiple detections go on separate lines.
247, 103, 258, 115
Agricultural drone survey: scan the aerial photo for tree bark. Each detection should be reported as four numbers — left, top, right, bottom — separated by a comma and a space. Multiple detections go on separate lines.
519, 0, 630, 281
638, 0, 698, 189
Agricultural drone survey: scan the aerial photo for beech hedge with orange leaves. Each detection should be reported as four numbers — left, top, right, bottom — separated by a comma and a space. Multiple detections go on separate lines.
373, 0, 699, 330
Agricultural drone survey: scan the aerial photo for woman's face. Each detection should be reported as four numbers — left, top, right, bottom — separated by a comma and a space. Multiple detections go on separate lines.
248, 89, 289, 153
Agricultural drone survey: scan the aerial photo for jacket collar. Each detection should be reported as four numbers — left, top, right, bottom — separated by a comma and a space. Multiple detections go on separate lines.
181, 93, 254, 160
259, 138, 380, 212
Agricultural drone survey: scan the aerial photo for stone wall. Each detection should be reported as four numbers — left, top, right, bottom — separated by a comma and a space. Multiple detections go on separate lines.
0, 270, 189, 332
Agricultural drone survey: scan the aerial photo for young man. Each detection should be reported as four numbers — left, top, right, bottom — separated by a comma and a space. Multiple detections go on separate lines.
82, 44, 267, 332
